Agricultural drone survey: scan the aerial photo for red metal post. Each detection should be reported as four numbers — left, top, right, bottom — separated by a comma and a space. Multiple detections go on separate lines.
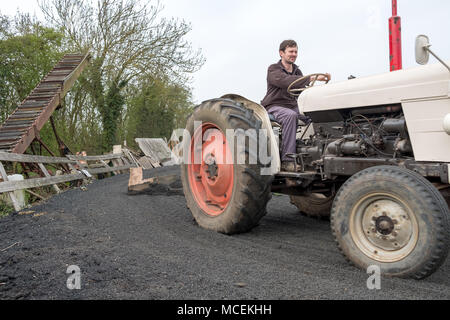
389, 0, 402, 71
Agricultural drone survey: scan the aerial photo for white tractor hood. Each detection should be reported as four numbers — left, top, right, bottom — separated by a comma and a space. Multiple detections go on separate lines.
298, 61, 450, 113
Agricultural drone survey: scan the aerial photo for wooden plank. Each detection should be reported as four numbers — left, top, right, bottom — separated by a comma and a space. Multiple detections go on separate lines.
111, 158, 124, 174
0, 152, 77, 164
37, 81, 62, 87
0, 132, 23, 138
32, 88, 60, 93
12, 111, 42, 116
9, 115, 38, 120
20, 101, 47, 107
99, 160, 113, 174
100, 160, 110, 168
0, 173, 85, 193
28, 94, 55, 99
123, 149, 140, 167
1, 125, 31, 130
18, 105, 45, 109
45, 76, 67, 81
66, 153, 122, 161
0, 164, 135, 193
88, 164, 137, 175
25, 189, 47, 201
137, 156, 155, 169
32, 85, 60, 90
47, 70, 71, 74
38, 163, 61, 193
67, 163, 78, 172
53, 68, 76, 72
0, 131, 22, 137
0, 137, 20, 142
0, 162, 21, 211
0, 127, 26, 132
41, 81, 64, 86
0, 142, 17, 147
5, 121, 34, 126
61, 54, 91, 97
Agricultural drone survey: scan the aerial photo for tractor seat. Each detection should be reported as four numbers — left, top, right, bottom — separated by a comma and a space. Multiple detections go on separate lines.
268, 113, 278, 123
269, 113, 281, 127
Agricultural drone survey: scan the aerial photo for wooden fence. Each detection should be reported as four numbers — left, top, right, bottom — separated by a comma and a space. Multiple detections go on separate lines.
0, 150, 138, 211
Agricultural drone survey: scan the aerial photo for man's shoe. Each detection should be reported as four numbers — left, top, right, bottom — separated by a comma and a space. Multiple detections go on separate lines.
281, 161, 298, 172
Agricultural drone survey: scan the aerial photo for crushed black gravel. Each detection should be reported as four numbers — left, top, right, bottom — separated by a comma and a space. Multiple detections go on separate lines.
0, 165, 449, 300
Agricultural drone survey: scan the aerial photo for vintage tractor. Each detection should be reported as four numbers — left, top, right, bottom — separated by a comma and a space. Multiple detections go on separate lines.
180, 35, 450, 279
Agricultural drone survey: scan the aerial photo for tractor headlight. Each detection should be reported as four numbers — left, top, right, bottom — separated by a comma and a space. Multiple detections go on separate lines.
444, 114, 450, 135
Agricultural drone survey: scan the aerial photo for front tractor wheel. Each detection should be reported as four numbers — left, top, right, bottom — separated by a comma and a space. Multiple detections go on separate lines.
181, 99, 273, 234
331, 166, 450, 279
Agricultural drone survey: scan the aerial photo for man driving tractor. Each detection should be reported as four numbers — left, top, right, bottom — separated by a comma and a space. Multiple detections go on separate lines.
261, 39, 330, 172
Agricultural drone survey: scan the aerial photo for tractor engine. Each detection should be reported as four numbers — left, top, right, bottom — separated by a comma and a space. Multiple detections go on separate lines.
296, 105, 413, 171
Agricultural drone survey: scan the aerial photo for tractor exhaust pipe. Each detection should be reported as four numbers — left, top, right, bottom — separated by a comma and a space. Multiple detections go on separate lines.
389, 0, 402, 71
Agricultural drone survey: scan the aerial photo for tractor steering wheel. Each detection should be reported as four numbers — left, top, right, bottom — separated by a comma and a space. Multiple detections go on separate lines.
287, 73, 330, 97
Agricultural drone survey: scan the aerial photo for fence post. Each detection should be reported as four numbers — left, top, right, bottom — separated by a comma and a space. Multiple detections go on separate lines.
112, 145, 124, 174
0, 162, 22, 211
38, 163, 61, 193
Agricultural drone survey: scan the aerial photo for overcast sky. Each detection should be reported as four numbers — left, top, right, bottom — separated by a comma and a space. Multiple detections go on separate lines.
2, 0, 450, 104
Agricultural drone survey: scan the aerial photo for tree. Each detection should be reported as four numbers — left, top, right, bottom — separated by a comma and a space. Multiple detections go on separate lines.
125, 75, 194, 148
0, 13, 10, 39
0, 13, 65, 123
39, 0, 204, 151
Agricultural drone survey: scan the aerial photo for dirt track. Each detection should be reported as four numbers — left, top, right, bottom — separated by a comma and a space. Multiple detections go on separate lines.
0, 166, 449, 300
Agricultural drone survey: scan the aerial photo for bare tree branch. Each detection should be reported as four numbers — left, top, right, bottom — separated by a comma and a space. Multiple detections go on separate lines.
38, 0, 204, 82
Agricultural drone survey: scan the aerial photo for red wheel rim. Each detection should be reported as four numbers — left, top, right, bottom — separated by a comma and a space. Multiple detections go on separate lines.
188, 123, 234, 216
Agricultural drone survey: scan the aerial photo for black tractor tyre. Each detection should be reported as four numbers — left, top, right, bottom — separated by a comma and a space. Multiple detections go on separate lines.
180, 98, 273, 234
439, 188, 450, 208
331, 165, 450, 279
290, 193, 334, 219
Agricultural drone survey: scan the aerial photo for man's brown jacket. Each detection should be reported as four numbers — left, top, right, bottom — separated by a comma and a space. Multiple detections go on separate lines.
261, 60, 310, 110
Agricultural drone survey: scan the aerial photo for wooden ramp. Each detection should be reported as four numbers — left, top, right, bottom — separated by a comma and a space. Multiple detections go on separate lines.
0, 53, 91, 154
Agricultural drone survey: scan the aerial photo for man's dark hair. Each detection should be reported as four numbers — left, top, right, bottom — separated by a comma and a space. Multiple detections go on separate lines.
279, 40, 297, 52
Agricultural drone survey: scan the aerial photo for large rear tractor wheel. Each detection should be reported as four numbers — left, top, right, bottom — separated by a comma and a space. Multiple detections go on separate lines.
290, 193, 334, 219
439, 187, 450, 208
181, 98, 273, 234
331, 166, 450, 279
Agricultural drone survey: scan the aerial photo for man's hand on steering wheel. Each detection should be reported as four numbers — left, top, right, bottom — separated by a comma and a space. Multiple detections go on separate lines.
287, 73, 331, 96
310, 73, 331, 83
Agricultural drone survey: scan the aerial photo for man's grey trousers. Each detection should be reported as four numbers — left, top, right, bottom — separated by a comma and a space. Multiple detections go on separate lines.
267, 106, 299, 162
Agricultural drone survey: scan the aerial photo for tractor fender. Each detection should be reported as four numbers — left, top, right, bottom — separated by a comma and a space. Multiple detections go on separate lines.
221, 94, 280, 175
